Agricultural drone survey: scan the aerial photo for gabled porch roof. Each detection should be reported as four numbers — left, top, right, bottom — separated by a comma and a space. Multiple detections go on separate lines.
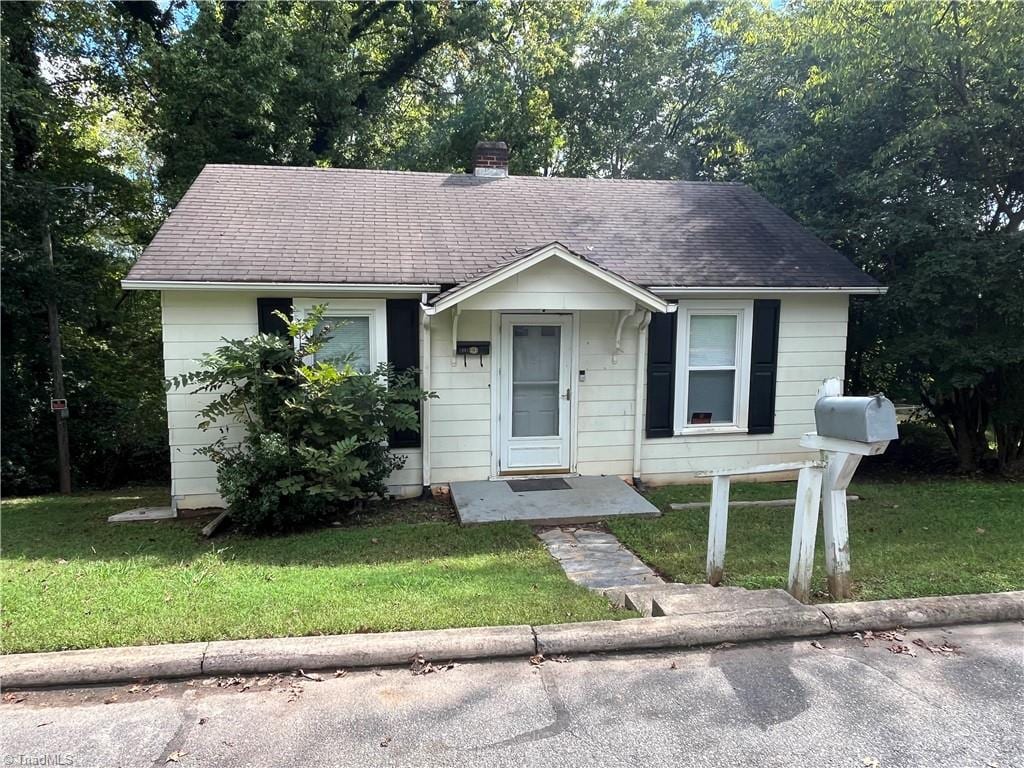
422, 242, 673, 315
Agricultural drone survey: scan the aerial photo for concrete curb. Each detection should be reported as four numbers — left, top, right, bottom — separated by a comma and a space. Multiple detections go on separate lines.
535, 605, 831, 655
3, 591, 1022, 689
818, 591, 1024, 633
1, 642, 207, 689
202, 625, 536, 677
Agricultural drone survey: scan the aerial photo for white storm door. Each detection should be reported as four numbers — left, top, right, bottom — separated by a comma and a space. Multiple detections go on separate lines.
500, 314, 573, 472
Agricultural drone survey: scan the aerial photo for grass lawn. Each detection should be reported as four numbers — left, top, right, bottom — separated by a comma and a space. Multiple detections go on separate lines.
609, 479, 1024, 602
1, 488, 629, 654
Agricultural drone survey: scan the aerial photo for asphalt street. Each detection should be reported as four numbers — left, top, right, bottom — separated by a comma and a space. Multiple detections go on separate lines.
2, 621, 1022, 768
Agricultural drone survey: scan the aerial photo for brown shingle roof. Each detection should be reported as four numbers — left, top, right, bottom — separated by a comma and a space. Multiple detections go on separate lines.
126, 164, 878, 289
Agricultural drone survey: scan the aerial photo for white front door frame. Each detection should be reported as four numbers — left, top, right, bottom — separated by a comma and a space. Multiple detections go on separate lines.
492, 312, 578, 476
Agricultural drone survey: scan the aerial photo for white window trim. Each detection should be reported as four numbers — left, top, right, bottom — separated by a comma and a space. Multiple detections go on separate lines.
673, 300, 754, 436
293, 298, 388, 371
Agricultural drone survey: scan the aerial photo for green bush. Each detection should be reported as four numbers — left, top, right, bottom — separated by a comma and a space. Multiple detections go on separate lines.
169, 306, 431, 534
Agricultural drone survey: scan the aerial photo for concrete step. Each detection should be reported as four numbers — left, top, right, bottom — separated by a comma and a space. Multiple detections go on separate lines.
615, 584, 720, 617
652, 587, 804, 617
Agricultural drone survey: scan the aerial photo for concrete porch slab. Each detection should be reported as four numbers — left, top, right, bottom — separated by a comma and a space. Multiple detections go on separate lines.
107, 506, 176, 523
450, 475, 660, 525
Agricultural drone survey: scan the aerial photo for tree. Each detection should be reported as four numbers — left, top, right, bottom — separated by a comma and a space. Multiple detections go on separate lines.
1, 1, 166, 493
553, 0, 729, 180
147, 1, 489, 201
716, 0, 1024, 470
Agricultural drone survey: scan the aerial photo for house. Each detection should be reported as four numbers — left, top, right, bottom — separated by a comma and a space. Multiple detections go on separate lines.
122, 141, 884, 512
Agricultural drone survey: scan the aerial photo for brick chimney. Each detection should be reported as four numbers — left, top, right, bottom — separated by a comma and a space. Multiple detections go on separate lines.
472, 141, 509, 177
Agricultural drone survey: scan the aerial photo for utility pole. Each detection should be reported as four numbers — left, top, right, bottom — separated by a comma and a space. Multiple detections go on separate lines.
42, 209, 72, 493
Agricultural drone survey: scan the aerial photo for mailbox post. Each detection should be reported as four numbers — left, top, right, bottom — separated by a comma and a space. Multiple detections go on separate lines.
795, 379, 899, 600
698, 378, 898, 603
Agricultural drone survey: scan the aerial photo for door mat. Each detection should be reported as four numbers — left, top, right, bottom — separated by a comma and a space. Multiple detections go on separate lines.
507, 478, 571, 492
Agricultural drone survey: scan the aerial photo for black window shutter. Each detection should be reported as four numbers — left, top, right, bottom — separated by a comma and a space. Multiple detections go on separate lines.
747, 299, 781, 434
645, 312, 677, 438
386, 298, 421, 448
257, 298, 292, 336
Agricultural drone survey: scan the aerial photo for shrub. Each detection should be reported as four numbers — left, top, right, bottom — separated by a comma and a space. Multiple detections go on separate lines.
169, 305, 431, 534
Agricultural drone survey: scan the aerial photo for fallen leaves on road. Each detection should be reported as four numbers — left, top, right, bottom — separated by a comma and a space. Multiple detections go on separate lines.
127, 682, 166, 696
165, 751, 187, 763
36, 722, 52, 728
888, 643, 917, 657
283, 681, 304, 703
852, 628, 907, 647
380, 736, 392, 748
852, 628, 964, 660
528, 653, 569, 666
810, 641, 825, 650
409, 654, 457, 675
862, 758, 880, 768
712, 642, 736, 651
912, 638, 963, 657
335, 669, 349, 678
2, 693, 25, 704
298, 669, 324, 682
669, 661, 678, 670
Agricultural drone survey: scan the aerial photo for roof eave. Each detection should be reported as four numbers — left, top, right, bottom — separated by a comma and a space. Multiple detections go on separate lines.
120, 279, 442, 295
649, 285, 887, 296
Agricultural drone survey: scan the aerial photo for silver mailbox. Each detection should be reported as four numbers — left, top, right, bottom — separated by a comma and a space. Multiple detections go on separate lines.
814, 395, 899, 443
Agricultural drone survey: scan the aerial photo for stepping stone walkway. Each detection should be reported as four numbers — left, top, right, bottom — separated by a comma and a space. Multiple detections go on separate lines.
536, 527, 664, 592
538, 525, 805, 618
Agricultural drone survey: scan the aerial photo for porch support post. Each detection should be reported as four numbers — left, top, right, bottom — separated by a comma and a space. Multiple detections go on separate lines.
706, 475, 730, 585
632, 308, 651, 485
787, 465, 824, 603
420, 298, 432, 495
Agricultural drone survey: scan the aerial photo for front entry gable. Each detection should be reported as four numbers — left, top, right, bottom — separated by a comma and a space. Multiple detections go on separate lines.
424, 242, 671, 315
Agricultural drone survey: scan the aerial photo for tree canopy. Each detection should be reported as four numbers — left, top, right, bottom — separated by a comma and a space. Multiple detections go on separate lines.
2, 0, 1022, 492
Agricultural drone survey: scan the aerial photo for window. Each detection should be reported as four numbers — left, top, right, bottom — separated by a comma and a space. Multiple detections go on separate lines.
316, 315, 372, 372
674, 301, 753, 433
294, 299, 388, 374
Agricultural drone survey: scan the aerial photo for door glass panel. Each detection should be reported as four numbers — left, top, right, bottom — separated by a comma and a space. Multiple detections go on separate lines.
511, 325, 560, 437
687, 370, 735, 424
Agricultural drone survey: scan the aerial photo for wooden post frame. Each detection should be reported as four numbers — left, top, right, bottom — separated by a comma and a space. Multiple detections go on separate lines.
698, 460, 824, 588
706, 475, 731, 585
787, 465, 825, 603
820, 451, 861, 599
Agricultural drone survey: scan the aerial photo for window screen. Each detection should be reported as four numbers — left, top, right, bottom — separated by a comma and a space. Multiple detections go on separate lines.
315, 316, 371, 373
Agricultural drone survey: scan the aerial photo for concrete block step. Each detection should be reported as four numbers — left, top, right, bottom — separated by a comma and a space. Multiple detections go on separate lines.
617, 584, 717, 617
651, 587, 804, 617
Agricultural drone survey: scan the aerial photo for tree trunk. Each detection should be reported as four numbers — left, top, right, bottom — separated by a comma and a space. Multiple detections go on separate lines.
926, 386, 990, 472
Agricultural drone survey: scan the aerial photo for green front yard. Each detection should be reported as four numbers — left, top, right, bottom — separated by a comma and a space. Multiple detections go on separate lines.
609, 479, 1024, 601
2, 479, 1021, 655
0, 489, 627, 654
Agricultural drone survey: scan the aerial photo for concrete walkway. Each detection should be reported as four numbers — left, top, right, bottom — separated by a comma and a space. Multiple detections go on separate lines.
536, 527, 665, 591
451, 475, 660, 525
537, 526, 824, 618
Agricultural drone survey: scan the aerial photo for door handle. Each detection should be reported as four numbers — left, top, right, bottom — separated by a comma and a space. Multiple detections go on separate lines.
564, 387, 571, 402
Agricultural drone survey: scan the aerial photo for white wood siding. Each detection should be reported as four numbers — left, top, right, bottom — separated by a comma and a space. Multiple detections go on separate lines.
162, 291, 423, 508
163, 288, 849, 506
639, 294, 849, 484
576, 310, 637, 476
427, 310, 492, 481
